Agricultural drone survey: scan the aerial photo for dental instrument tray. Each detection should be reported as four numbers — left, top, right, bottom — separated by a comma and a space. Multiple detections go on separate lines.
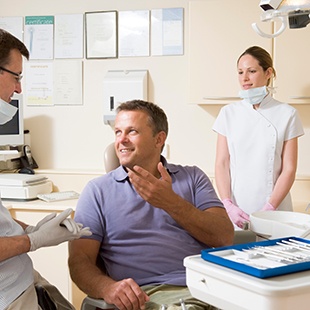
201, 237, 310, 278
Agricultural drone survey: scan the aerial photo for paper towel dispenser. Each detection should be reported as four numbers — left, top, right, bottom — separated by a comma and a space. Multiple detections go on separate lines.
103, 70, 148, 127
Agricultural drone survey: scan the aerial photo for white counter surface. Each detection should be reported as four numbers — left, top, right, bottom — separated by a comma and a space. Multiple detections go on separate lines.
3, 197, 78, 211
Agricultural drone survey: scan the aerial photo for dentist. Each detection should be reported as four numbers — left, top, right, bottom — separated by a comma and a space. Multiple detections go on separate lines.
213, 46, 304, 229
0, 28, 91, 310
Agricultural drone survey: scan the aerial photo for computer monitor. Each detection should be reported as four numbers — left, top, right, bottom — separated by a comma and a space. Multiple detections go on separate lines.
0, 94, 24, 148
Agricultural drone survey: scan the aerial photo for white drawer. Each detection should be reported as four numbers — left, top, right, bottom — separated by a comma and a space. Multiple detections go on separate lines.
184, 255, 310, 310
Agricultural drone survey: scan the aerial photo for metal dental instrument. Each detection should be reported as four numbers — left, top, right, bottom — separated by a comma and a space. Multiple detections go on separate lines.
180, 299, 187, 310
160, 304, 167, 310
234, 257, 269, 269
261, 245, 309, 261
278, 240, 310, 255
243, 247, 296, 264
288, 239, 310, 249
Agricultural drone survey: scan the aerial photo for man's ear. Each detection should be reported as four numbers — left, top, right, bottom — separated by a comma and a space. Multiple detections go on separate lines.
156, 131, 167, 149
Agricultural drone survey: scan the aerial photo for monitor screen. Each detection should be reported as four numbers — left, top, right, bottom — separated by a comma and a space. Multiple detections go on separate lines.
0, 95, 24, 147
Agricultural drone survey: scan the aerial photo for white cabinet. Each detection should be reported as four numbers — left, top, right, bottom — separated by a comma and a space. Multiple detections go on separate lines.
273, 27, 310, 104
188, 0, 273, 104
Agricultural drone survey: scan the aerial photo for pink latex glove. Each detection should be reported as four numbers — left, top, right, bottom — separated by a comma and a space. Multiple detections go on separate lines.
260, 202, 276, 211
222, 198, 250, 228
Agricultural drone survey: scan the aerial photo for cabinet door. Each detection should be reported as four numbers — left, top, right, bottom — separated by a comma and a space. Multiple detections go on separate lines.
189, 0, 273, 104
273, 27, 310, 104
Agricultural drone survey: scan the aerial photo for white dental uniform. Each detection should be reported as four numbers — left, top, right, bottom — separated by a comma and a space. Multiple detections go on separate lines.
213, 94, 304, 215
0, 201, 34, 309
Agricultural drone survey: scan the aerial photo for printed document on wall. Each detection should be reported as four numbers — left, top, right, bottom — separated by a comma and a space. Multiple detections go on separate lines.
25, 62, 54, 106
0, 16, 23, 41
54, 14, 84, 59
24, 16, 54, 60
85, 11, 117, 59
151, 8, 184, 56
54, 60, 83, 105
118, 10, 149, 57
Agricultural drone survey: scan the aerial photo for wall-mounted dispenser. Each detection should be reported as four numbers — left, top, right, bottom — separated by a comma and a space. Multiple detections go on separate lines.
103, 70, 148, 127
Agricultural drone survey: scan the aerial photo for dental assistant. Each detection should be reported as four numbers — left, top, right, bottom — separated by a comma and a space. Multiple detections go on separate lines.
213, 46, 304, 229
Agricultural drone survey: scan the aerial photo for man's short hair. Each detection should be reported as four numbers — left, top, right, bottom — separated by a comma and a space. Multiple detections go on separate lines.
0, 28, 29, 67
117, 99, 169, 137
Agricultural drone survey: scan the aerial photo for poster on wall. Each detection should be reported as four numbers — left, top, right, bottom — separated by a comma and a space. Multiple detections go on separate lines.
118, 10, 150, 57
151, 8, 184, 56
54, 60, 83, 105
24, 16, 54, 60
0, 16, 23, 41
25, 62, 54, 106
54, 14, 84, 59
85, 11, 118, 59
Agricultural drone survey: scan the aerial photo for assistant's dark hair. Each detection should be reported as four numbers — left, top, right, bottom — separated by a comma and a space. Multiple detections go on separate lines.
117, 99, 168, 137
0, 28, 29, 67
237, 46, 276, 86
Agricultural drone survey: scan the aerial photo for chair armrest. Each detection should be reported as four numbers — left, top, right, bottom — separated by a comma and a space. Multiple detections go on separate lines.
81, 296, 116, 310
233, 230, 257, 245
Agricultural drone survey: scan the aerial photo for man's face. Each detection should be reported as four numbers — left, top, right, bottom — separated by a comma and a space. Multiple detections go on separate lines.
114, 110, 164, 170
0, 49, 23, 103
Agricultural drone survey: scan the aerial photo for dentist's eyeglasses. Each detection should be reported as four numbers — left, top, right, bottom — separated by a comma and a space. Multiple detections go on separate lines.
0, 66, 23, 83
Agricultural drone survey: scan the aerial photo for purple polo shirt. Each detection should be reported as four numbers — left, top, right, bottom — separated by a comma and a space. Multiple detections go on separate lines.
74, 158, 223, 286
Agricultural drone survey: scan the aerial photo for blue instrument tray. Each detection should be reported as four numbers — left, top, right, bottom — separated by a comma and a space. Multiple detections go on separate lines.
201, 236, 310, 278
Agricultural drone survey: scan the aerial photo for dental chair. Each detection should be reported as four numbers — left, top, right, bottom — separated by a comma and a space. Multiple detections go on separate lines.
233, 230, 256, 244
80, 143, 256, 310
81, 297, 115, 310
103, 143, 120, 173
80, 255, 116, 310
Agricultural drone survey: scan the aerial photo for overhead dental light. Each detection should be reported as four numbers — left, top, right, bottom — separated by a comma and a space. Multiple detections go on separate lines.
253, 0, 310, 38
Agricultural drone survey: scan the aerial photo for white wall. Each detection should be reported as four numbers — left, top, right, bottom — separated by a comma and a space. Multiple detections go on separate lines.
1, 0, 309, 179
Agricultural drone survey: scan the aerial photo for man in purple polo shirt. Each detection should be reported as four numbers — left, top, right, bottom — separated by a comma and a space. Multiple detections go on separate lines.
69, 100, 234, 310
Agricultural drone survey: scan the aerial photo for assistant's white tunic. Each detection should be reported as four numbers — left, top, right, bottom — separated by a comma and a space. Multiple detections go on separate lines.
213, 95, 304, 215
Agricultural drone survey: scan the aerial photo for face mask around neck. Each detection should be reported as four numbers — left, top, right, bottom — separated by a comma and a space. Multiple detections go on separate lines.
0, 98, 18, 125
238, 86, 268, 105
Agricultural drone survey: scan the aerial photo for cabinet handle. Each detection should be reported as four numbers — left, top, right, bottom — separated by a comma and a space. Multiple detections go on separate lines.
290, 96, 310, 99
203, 97, 241, 101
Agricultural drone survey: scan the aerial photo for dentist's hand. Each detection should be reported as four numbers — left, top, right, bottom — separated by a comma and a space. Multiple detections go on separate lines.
222, 199, 249, 228
28, 208, 92, 251
25, 212, 57, 233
